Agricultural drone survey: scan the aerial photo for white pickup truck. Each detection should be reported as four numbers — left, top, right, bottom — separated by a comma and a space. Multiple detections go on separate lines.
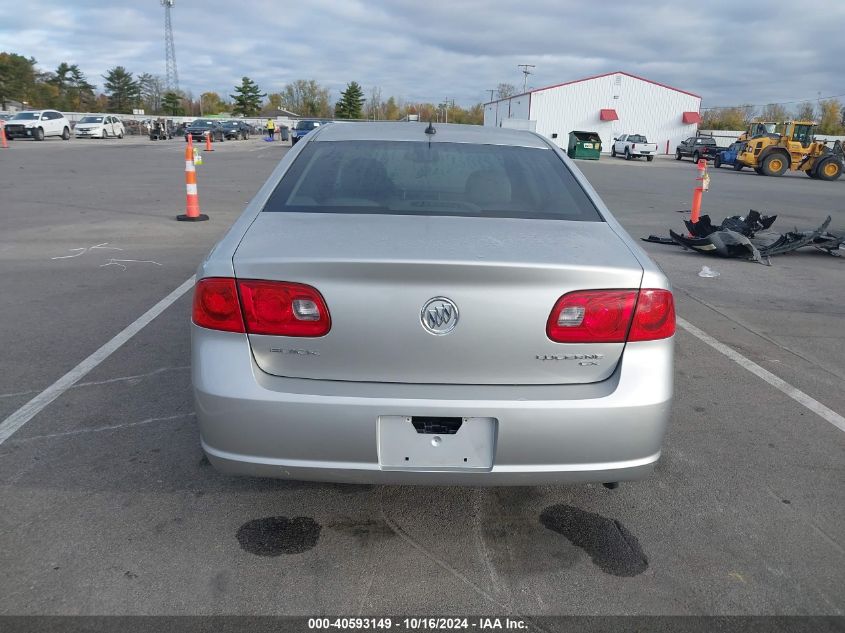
611, 134, 658, 161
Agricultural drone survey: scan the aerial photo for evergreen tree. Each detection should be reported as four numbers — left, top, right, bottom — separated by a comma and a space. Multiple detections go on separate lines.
0, 53, 38, 109
69, 64, 96, 111
336, 81, 365, 119
161, 91, 184, 116
102, 66, 140, 113
230, 76, 265, 116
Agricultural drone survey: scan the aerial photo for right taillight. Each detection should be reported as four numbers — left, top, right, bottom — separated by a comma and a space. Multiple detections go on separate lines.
628, 289, 675, 341
547, 289, 674, 343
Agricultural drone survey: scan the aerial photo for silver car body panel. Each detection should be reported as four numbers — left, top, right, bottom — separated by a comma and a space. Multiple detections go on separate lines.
192, 122, 674, 484
233, 212, 642, 384
193, 328, 672, 485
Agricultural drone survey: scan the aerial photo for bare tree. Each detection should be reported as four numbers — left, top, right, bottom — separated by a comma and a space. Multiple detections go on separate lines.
496, 83, 516, 100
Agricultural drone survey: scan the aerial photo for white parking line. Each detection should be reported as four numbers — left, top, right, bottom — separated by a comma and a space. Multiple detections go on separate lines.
0, 276, 195, 446
677, 317, 845, 433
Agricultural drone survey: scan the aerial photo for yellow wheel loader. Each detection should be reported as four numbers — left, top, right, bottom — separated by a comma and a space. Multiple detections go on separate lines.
736, 121, 843, 181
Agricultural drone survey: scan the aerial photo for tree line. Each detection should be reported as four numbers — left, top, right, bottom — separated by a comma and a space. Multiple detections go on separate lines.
702, 101, 845, 135
0, 51, 484, 124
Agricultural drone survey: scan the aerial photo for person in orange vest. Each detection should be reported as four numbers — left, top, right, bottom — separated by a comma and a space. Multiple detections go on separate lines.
266, 118, 276, 140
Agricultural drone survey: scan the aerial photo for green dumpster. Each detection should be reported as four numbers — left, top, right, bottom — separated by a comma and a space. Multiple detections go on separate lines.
567, 131, 602, 160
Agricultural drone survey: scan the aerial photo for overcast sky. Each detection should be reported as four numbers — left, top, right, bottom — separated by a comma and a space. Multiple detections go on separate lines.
2, 0, 843, 110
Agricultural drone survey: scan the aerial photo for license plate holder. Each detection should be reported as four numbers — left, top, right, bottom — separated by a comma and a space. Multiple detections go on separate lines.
378, 416, 497, 470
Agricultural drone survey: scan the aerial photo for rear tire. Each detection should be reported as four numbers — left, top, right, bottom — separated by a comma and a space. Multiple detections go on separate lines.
692, 151, 700, 163
624, 148, 631, 161
118, 130, 124, 139
61, 127, 70, 140
646, 155, 654, 162
713, 155, 722, 168
816, 158, 843, 181
675, 149, 682, 160
761, 152, 789, 177
733, 163, 744, 171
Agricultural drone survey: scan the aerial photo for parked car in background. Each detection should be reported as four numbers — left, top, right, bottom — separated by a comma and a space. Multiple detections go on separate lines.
74, 115, 125, 139
0, 113, 12, 122
185, 119, 225, 143
675, 135, 719, 162
4, 110, 71, 141
290, 119, 324, 145
221, 120, 251, 140
713, 142, 745, 170
612, 134, 657, 161
191, 122, 675, 486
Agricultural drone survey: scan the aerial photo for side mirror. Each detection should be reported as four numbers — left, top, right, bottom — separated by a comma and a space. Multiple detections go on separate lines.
613, 137, 618, 141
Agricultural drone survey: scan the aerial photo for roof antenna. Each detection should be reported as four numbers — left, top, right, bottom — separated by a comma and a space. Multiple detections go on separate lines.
425, 120, 436, 135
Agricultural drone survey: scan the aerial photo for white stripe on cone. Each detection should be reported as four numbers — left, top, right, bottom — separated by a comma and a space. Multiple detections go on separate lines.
185, 160, 195, 172
186, 183, 198, 195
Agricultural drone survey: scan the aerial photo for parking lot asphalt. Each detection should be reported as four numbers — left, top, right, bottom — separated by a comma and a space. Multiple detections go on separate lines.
0, 137, 843, 616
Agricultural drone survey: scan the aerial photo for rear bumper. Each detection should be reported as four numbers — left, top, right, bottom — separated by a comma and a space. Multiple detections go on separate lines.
193, 328, 673, 485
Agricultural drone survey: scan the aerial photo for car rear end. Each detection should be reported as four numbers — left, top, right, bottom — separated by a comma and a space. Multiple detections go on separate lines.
191, 123, 674, 485
630, 142, 658, 157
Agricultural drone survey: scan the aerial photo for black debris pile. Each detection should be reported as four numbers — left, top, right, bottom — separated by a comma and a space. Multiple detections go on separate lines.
643, 211, 843, 264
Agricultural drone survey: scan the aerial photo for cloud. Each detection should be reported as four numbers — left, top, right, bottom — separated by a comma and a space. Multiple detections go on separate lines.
1, 0, 843, 109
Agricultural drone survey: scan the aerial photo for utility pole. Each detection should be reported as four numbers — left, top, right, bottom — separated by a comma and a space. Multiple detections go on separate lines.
488, 89, 496, 102
518, 64, 535, 93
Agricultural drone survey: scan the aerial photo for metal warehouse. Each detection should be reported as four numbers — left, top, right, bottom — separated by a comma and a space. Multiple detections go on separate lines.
484, 71, 702, 155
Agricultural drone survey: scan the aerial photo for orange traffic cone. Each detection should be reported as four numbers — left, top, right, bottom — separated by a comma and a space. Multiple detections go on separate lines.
205, 130, 214, 152
689, 158, 707, 233
177, 137, 209, 222
1, 122, 8, 149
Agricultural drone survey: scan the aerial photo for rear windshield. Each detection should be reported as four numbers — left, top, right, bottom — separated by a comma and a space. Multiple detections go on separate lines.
627, 134, 647, 143
263, 140, 602, 221
191, 120, 215, 127
80, 116, 104, 123
697, 137, 717, 145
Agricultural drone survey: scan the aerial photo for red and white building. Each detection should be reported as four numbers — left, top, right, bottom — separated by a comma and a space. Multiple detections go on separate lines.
483, 71, 702, 155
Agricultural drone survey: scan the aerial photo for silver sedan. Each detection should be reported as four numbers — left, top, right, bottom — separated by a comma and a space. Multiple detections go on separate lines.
191, 122, 675, 485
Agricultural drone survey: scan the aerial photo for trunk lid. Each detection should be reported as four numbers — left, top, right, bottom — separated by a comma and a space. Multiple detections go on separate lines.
233, 213, 643, 385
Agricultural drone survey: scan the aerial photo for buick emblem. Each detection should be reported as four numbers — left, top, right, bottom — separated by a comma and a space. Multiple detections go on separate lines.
420, 297, 459, 335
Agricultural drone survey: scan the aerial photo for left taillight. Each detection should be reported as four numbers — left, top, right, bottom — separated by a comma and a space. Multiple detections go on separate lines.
192, 278, 332, 337
192, 278, 245, 333
238, 279, 331, 337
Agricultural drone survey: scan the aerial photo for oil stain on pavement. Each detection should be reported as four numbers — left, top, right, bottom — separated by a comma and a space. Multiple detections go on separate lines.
539, 505, 648, 577
237, 516, 322, 556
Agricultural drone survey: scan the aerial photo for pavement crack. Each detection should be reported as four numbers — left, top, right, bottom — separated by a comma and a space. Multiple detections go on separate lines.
7, 412, 195, 445
377, 494, 502, 609
0, 366, 190, 401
